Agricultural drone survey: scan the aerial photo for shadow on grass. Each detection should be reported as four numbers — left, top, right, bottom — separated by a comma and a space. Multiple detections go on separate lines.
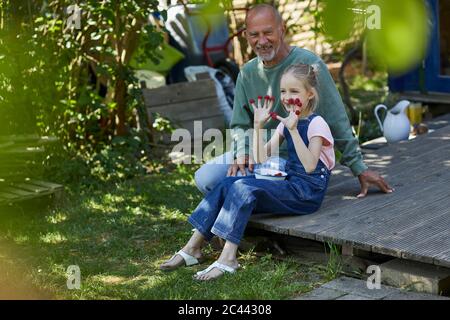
0, 167, 327, 299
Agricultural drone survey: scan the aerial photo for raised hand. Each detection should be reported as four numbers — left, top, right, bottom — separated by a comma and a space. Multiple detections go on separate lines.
276, 99, 303, 130
250, 96, 274, 127
276, 111, 299, 131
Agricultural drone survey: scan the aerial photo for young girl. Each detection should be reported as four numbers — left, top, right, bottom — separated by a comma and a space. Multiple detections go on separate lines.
160, 64, 335, 281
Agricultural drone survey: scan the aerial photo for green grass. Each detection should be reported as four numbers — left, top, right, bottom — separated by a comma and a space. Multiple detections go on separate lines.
324, 242, 343, 282
0, 165, 330, 300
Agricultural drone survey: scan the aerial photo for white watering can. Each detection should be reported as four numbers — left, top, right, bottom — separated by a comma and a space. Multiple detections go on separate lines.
374, 100, 411, 143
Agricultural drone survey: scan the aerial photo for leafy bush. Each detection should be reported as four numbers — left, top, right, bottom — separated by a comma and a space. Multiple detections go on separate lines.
1, 0, 166, 184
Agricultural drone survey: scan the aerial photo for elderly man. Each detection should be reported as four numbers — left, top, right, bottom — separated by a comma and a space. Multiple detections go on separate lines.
195, 3, 393, 199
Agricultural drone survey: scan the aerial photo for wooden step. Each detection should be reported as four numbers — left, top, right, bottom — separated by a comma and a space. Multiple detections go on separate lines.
0, 180, 63, 205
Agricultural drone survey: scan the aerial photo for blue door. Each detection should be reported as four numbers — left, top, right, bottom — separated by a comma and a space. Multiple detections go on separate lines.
426, 0, 450, 93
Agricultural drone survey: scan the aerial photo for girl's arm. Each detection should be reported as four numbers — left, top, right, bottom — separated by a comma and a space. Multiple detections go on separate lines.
253, 127, 285, 164
276, 111, 323, 173
251, 97, 284, 163
288, 130, 323, 173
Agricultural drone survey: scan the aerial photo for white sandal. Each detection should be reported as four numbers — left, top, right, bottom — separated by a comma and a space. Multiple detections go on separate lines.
195, 261, 240, 279
160, 250, 201, 271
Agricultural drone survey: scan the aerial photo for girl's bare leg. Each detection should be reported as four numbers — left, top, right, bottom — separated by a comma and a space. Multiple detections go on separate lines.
159, 230, 205, 269
195, 240, 240, 281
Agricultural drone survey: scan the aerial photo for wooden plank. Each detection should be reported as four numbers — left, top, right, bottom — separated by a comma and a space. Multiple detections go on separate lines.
366, 213, 450, 262
36, 136, 58, 145
318, 190, 450, 259
0, 181, 62, 205
14, 183, 49, 194
2, 187, 35, 197
361, 123, 450, 159
0, 146, 44, 156
159, 116, 226, 144
28, 180, 63, 190
310, 142, 449, 220
0, 142, 14, 150
142, 79, 217, 107
178, 116, 226, 132
402, 231, 450, 267
147, 96, 223, 122
0, 134, 40, 143
397, 91, 450, 104
328, 125, 450, 187
326, 165, 354, 188
432, 248, 450, 268
295, 163, 450, 240
248, 134, 450, 269
0, 192, 20, 200
318, 180, 450, 241
321, 160, 448, 238
324, 138, 450, 204
422, 112, 450, 131
366, 123, 450, 158
0, 187, 46, 203
249, 148, 450, 242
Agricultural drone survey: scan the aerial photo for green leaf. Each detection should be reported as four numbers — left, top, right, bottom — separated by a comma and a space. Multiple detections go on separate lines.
366, 0, 429, 74
321, 0, 355, 42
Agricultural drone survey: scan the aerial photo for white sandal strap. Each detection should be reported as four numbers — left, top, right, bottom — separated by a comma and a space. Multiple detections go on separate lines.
214, 261, 238, 274
176, 250, 199, 267
196, 261, 238, 276
196, 263, 215, 276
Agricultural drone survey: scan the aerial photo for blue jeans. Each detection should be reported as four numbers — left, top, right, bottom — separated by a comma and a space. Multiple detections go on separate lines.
188, 163, 330, 245
194, 151, 287, 194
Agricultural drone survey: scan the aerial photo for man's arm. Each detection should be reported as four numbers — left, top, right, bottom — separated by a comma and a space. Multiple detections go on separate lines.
230, 72, 252, 160
315, 60, 368, 176
314, 59, 393, 197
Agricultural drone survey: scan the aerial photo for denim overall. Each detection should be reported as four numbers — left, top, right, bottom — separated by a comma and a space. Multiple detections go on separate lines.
188, 114, 331, 245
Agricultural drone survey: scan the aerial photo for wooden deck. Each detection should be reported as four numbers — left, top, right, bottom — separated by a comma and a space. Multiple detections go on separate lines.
249, 119, 450, 268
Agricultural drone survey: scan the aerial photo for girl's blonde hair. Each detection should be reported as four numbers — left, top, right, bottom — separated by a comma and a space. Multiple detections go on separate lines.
282, 63, 320, 112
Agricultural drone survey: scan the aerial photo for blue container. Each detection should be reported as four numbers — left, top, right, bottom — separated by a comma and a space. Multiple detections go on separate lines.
389, 0, 450, 96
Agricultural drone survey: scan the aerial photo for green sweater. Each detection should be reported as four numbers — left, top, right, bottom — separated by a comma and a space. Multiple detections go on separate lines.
230, 47, 368, 176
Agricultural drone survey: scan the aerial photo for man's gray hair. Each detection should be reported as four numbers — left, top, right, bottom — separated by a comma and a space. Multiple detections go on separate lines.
245, 4, 283, 27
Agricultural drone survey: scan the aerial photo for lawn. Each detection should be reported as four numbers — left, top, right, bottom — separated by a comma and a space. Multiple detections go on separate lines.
0, 164, 332, 300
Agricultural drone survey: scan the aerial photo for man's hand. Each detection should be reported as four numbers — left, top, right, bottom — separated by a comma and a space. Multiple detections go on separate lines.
227, 155, 255, 177
357, 170, 394, 198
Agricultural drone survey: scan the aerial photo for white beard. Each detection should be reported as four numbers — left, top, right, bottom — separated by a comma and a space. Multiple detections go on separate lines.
257, 49, 276, 62
256, 43, 280, 63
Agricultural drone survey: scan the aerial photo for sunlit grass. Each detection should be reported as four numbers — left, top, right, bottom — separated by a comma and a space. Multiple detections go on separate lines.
0, 165, 330, 299
40, 232, 67, 244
